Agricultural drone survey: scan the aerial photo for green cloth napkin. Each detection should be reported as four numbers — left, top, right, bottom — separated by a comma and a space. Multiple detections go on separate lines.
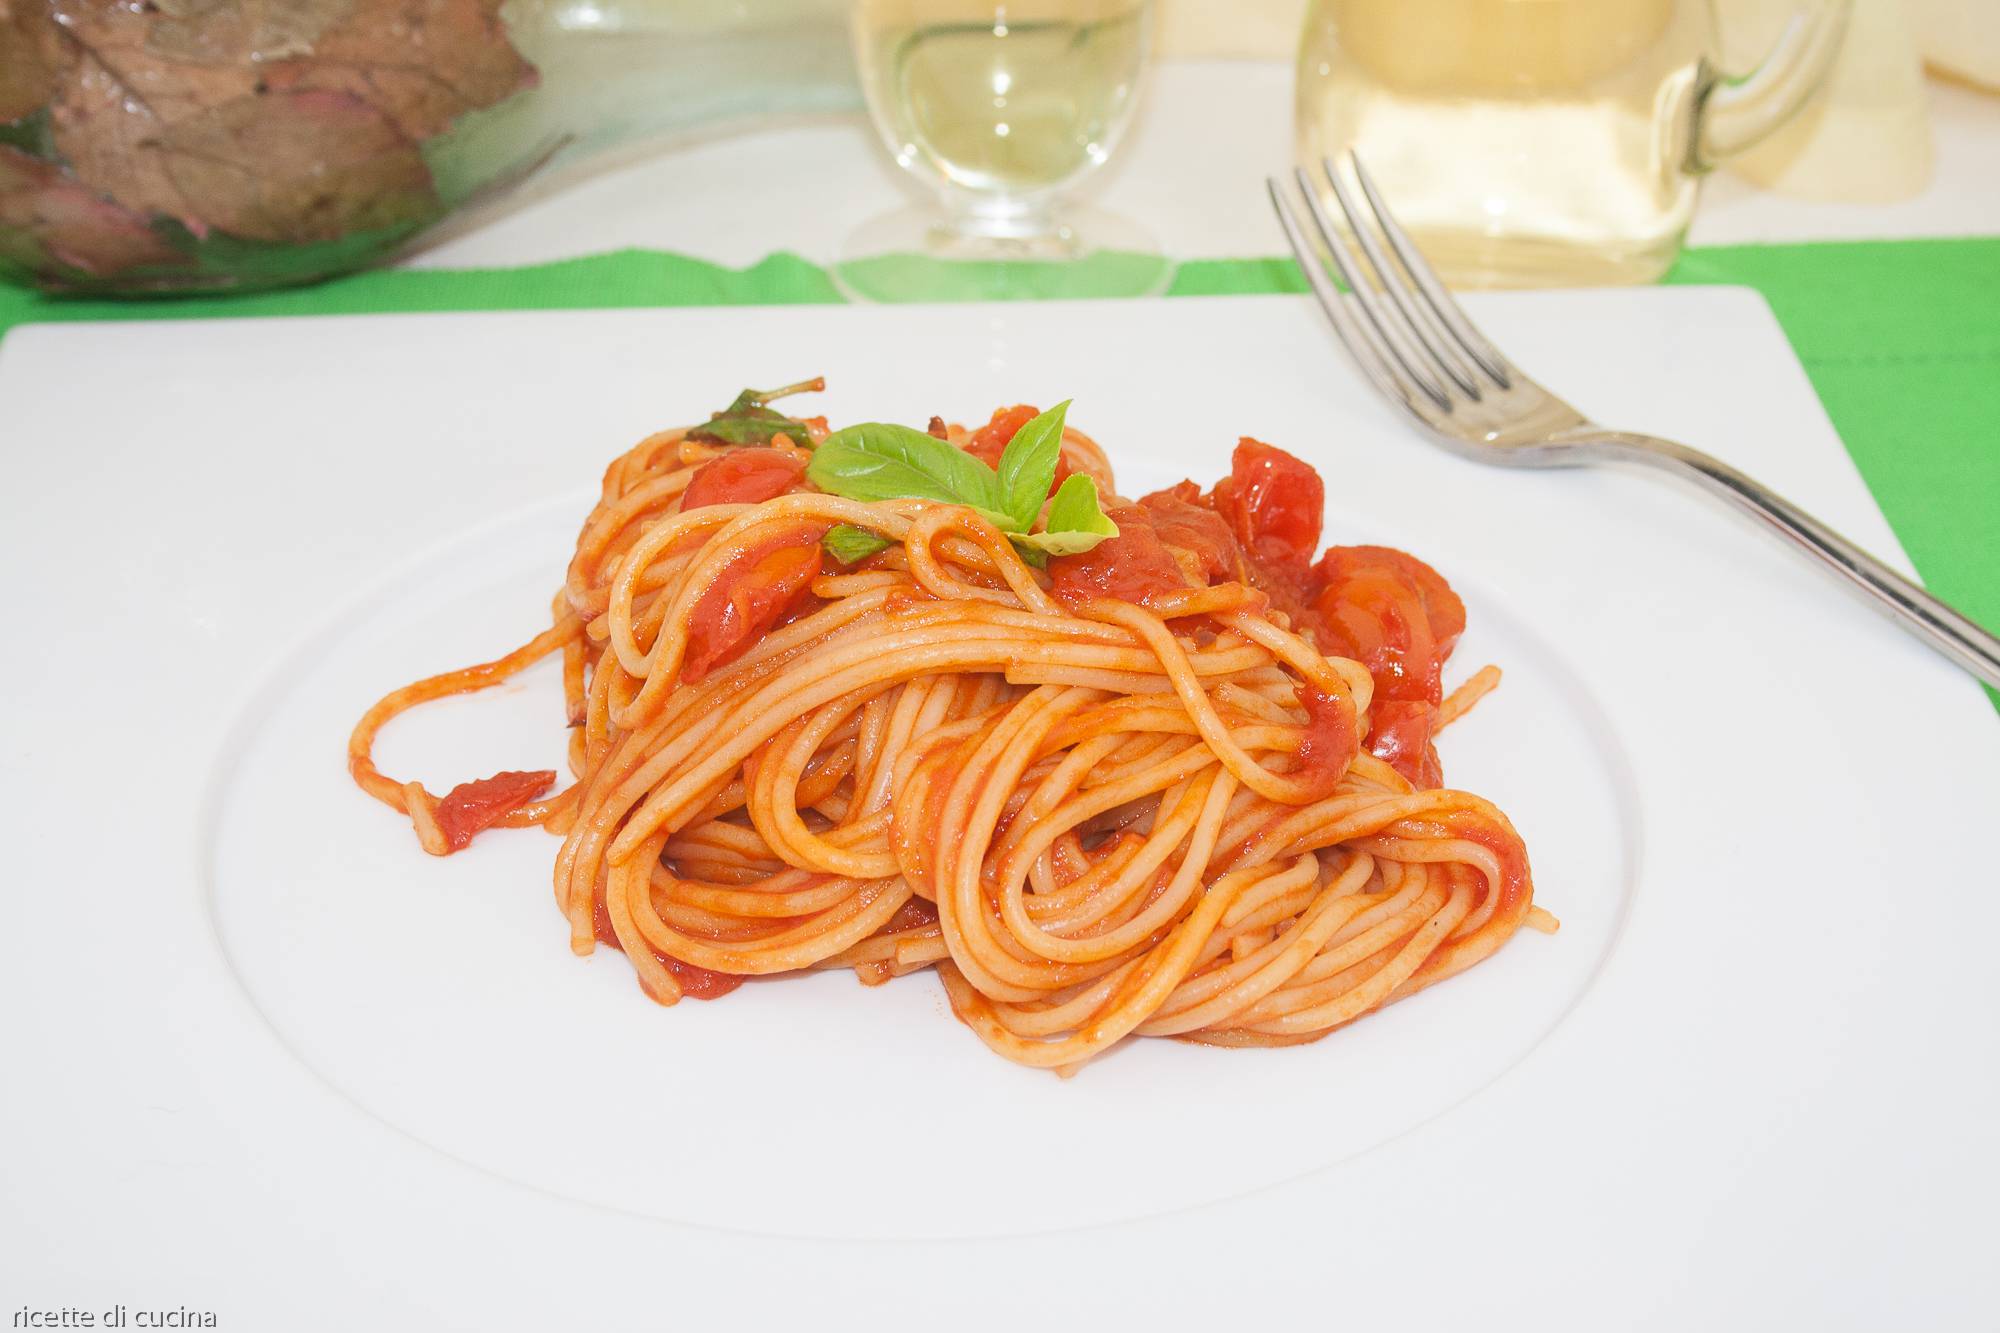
3, 238, 1993, 708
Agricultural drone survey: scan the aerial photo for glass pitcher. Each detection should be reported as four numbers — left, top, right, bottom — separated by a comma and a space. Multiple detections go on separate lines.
1295, 0, 1851, 287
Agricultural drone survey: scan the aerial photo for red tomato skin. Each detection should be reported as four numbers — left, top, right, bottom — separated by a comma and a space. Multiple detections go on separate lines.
1309, 545, 1465, 787
1137, 483, 1245, 584
433, 770, 555, 852
1314, 569, 1437, 703
964, 404, 1039, 461
679, 448, 807, 511
1365, 699, 1443, 790
1293, 687, 1359, 799
1210, 438, 1325, 576
681, 524, 826, 683
1314, 545, 1466, 661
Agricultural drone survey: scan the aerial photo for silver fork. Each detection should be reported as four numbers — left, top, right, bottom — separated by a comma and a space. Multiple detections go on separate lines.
1269, 154, 2000, 691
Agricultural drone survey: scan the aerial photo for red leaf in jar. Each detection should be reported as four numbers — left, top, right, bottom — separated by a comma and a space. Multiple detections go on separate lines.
0, 0, 67, 125
260, 0, 539, 141
0, 145, 176, 277
155, 90, 438, 243
47, 0, 266, 231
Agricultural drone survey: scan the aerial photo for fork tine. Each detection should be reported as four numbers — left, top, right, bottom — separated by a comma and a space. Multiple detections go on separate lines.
1290, 167, 1452, 412
1318, 159, 1483, 400
1348, 152, 1513, 389
1266, 177, 1438, 427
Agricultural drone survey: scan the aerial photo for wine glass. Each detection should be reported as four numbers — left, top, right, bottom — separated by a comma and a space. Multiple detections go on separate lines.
836, 0, 1168, 301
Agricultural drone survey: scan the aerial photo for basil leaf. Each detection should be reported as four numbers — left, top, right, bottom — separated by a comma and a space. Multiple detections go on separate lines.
1045, 473, 1117, 538
1008, 539, 1050, 570
1013, 529, 1117, 559
807, 421, 1005, 514
823, 525, 891, 564
994, 400, 1070, 529
688, 411, 816, 446
687, 378, 823, 447
1012, 475, 1120, 559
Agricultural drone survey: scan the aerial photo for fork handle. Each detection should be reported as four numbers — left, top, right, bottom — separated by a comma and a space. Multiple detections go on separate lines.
1584, 432, 2000, 691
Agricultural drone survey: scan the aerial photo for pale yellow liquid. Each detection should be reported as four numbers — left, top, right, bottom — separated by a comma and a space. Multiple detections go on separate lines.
1296, 0, 1717, 287
855, 0, 1149, 201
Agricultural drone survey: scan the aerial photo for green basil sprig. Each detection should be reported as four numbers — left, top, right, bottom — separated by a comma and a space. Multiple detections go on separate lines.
807, 402, 1118, 568
687, 378, 825, 446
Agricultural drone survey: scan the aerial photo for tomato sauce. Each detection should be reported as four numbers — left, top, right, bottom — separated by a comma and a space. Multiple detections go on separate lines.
591, 895, 745, 1000
1445, 812, 1531, 917
1292, 687, 1359, 799
882, 897, 940, 934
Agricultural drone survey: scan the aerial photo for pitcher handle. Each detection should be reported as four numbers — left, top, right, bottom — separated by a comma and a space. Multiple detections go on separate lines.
1691, 0, 1852, 168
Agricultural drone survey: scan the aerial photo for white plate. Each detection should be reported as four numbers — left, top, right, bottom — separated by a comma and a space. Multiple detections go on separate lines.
2, 292, 1995, 1329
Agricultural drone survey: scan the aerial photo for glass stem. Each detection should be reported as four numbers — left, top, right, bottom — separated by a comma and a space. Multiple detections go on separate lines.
939, 187, 1065, 243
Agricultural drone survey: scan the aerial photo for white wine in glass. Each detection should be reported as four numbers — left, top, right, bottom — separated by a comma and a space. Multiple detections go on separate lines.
839, 0, 1165, 300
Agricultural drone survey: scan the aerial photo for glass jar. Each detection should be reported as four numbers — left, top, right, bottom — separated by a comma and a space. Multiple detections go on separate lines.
1295, 0, 1850, 287
0, 0, 858, 295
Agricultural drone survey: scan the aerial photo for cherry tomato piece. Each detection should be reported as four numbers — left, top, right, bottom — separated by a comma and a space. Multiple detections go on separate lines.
679, 448, 807, 511
432, 769, 555, 852
1209, 438, 1325, 576
681, 523, 826, 683
1047, 506, 1193, 609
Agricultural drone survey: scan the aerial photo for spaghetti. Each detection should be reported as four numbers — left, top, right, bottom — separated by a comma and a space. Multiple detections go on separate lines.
350, 388, 1553, 1072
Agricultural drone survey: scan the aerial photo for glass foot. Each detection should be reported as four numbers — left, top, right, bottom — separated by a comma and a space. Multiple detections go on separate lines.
832, 203, 1171, 303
